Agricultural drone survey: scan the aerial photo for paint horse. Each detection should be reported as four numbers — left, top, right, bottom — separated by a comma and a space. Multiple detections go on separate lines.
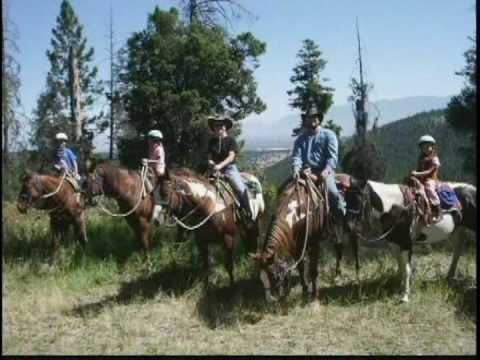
252, 176, 333, 302
157, 167, 265, 289
16, 170, 88, 259
345, 178, 476, 303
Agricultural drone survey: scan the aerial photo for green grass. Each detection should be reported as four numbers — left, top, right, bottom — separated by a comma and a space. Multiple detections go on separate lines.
2, 202, 476, 355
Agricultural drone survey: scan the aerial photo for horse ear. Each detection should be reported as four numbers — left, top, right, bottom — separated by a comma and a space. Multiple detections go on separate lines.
86, 158, 97, 174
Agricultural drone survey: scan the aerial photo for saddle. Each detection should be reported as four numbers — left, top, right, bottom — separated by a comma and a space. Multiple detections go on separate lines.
64, 174, 83, 204
404, 176, 462, 226
210, 172, 259, 222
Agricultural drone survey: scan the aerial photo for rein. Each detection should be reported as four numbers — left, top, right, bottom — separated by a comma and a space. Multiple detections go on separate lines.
96, 165, 148, 217
286, 175, 323, 273
166, 173, 224, 231
25, 173, 68, 213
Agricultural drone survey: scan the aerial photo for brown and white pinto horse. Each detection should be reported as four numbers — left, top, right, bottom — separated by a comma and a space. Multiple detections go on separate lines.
157, 167, 265, 289
345, 178, 477, 303
16, 170, 88, 258
252, 177, 332, 302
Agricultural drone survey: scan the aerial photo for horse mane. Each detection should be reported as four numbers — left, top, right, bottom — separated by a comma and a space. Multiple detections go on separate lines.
171, 167, 210, 184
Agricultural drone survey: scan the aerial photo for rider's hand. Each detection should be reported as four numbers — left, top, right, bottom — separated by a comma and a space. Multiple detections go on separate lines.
320, 166, 331, 179
213, 164, 222, 172
142, 158, 148, 167
208, 160, 216, 167
302, 167, 312, 177
293, 169, 300, 180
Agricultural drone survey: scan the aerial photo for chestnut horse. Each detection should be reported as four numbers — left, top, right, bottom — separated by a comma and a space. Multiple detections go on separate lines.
16, 170, 88, 258
84, 160, 158, 264
252, 176, 331, 302
157, 167, 265, 289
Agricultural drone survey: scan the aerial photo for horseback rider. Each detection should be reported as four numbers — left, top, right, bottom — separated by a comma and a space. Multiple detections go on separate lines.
142, 129, 166, 223
410, 134, 441, 221
207, 115, 254, 221
291, 104, 347, 220
54, 132, 81, 182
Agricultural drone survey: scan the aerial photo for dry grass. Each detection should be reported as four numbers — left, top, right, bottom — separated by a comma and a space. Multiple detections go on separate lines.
2, 202, 476, 355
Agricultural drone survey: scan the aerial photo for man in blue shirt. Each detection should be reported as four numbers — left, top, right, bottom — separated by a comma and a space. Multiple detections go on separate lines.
291, 104, 346, 218
54, 132, 81, 181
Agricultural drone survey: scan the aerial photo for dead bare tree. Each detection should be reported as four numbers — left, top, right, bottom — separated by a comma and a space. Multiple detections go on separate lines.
177, 0, 257, 30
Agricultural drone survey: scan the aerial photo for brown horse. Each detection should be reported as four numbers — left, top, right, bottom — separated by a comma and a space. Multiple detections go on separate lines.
83, 160, 158, 264
252, 177, 330, 302
16, 170, 88, 258
157, 167, 265, 289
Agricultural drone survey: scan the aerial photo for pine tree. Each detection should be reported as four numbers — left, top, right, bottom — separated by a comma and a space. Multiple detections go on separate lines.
287, 39, 335, 135
117, 7, 266, 169
446, 35, 476, 178
31, 0, 104, 167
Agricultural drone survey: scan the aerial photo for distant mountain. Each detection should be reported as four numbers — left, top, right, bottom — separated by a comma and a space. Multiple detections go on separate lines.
241, 95, 451, 150
264, 108, 472, 186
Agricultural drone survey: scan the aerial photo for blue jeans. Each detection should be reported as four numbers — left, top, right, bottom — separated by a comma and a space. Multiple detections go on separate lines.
223, 164, 247, 194
324, 171, 346, 217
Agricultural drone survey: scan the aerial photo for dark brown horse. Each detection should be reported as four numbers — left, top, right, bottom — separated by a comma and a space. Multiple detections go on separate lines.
83, 160, 157, 264
157, 167, 265, 289
16, 170, 88, 258
252, 177, 330, 302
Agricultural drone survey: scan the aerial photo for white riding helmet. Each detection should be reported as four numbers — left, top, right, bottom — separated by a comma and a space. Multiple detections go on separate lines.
55, 132, 68, 141
147, 129, 163, 140
418, 134, 436, 146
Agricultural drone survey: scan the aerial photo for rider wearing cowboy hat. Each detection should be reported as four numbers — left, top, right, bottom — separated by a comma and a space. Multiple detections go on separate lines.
142, 129, 166, 223
291, 103, 347, 219
207, 114, 253, 221
54, 132, 81, 181
410, 134, 441, 221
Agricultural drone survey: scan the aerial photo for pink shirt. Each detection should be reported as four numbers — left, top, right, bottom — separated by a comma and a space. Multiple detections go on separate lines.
148, 142, 165, 176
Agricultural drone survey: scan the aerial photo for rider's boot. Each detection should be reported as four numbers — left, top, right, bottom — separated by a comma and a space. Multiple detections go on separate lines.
431, 204, 441, 222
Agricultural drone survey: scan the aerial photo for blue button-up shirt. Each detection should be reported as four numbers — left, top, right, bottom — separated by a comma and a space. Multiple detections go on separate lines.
55, 146, 78, 174
291, 128, 339, 173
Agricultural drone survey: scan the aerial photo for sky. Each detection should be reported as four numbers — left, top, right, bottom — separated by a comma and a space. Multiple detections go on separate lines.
8, 0, 476, 151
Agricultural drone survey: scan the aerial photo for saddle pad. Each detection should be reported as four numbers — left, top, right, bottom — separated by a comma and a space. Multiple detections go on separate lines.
436, 183, 462, 211
240, 173, 261, 195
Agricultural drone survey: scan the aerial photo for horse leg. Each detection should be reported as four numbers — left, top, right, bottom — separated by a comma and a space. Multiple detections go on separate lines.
447, 227, 464, 280
297, 260, 308, 295
49, 216, 61, 263
394, 245, 412, 303
223, 234, 235, 287
73, 210, 88, 249
196, 234, 210, 291
352, 232, 360, 281
245, 221, 260, 254
308, 241, 320, 300
388, 243, 411, 302
334, 242, 343, 278
140, 220, 153, 270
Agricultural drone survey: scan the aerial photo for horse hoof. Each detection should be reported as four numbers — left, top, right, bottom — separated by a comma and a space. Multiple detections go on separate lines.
400, 295, 409, 303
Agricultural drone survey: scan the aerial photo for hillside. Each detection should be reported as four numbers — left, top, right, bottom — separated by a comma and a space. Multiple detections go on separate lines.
242, 96, 451, 150
265, 109, 473, 186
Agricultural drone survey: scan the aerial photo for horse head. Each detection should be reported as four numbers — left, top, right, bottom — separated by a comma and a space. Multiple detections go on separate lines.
83, 158, 103, 206
17, 169, 38, 213
251, 252, 290, 302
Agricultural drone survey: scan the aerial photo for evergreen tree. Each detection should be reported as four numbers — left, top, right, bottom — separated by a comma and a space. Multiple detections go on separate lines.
30, 0, 104, 167
287, 39, 335, 136
2, 0, 22, 169
117, 7, 266, 169
446, 35, 476, 178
